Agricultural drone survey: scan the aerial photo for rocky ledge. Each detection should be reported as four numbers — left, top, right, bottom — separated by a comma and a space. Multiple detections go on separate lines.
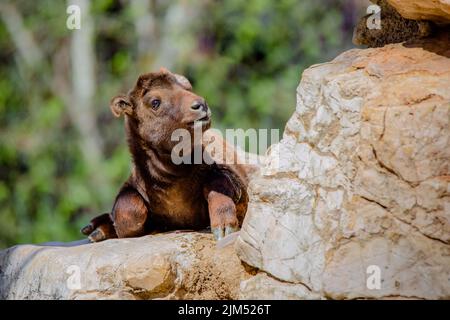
0, 232, 253, 299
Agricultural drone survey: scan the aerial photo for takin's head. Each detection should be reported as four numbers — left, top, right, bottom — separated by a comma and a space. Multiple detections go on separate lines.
110, 68, 211, 152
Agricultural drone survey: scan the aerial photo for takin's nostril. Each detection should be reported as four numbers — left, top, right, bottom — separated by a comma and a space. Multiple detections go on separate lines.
191, 102, 204, 111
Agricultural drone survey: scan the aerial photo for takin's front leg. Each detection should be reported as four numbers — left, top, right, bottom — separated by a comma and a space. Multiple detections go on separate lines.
81, 187, 148, 242
110, 187, 149, 238
204, 189, 240, 241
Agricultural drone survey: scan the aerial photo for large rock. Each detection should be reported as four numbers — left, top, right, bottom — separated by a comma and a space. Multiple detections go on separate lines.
0, 232, 250, 299
387, 0, 450, 24
235, 35, 450, 299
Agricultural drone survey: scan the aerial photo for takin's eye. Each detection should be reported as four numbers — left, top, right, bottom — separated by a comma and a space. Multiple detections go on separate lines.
150, 99, 161, 110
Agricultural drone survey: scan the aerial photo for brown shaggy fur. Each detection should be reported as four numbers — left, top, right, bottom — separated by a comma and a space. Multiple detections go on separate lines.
81, 68, 248, 242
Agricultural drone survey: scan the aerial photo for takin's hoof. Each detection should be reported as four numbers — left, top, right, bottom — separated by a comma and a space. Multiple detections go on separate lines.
88, 228, 107, 242
212, 225, 239, 241
80, 223, 95, 236
83, 222, 117, 243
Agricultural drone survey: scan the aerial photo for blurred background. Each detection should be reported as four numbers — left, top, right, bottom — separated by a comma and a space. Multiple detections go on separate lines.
0, 0, 369, 248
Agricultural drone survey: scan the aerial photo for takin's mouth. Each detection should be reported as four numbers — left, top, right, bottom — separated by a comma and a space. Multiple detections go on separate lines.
188, 116, 211, 128
197, 115, 210, 122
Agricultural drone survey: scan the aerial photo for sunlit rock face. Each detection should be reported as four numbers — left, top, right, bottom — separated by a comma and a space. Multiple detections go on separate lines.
236, 34, 450, 299
387, 0, 450, 24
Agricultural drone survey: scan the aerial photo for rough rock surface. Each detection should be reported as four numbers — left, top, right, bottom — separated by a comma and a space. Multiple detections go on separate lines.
0, 232, 250, 299
240, 273, 321, 300
235, 35, 450, 299
387, 0, 450, 24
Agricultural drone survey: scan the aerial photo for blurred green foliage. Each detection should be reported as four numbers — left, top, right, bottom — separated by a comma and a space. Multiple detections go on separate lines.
0, 0, 357, 248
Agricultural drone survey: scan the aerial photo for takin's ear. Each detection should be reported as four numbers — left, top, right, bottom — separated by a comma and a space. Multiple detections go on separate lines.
173, 72, 192, 90
159, 66, 192, 90
110, 95, 132, 117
